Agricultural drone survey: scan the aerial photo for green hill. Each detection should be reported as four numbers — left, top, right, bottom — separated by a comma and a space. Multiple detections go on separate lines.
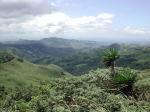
0, 57, 70, 87
7, 37, 103, 49
34, 45, 150, 75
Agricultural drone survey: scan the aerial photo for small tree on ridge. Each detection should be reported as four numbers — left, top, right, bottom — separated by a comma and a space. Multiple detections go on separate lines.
102, 48, 120, 77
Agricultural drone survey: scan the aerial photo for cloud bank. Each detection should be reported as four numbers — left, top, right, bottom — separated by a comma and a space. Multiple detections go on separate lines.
0, 0, 149, 41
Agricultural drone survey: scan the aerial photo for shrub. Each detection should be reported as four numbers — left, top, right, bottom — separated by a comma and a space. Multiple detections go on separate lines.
113, 68, 137, 84
113, 68, 137, 96
0, 69, 149, 112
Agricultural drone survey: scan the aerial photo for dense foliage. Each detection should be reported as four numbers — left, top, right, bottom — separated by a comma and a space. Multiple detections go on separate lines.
113, 68, 137, 96
0, 40, 150, 112
134, 69, 150, 102
0, 69, 149, 112
34, 49, 104, 75
113, 68, 137, 84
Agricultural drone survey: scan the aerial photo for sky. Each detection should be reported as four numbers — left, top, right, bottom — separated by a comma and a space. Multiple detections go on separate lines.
0, 0, 149, 42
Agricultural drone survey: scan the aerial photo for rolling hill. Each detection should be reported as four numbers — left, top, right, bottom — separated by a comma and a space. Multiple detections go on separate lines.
34, 45, 150, 75
0, 43, 76, 61
1, 38, 150, 75
6, 37, 103, 49
0, 55, 70, 87
0, 37, 104, 61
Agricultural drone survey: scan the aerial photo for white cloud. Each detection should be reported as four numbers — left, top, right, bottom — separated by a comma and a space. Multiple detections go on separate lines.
27, 12, 114, 33
0, 12, 115, 38
123, 26, 147, 35
0, 0, 149, 42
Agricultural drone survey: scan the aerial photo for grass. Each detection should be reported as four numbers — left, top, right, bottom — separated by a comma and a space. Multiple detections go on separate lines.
0, 58, 70, 87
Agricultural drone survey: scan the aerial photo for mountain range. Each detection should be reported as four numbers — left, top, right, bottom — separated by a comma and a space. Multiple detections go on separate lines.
0, 37, 105, 60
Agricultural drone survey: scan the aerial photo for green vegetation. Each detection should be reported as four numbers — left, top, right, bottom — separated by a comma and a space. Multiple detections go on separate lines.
0, 52, 15, 64
113, 68, 137, 96
0, 69, 149, 112
40, 37, 102, 49
114, 68, 137, 84
0, 57, 70, 87
118, 45, 150, 70
1, 39, 150, 75
102, 49, 137, 96
103, 48, 120, 77
113, 68, 137, 84
33, 45, 150, 75
0, 40, 150, 111
134, 69, 150, 101
34, 50, 103, 75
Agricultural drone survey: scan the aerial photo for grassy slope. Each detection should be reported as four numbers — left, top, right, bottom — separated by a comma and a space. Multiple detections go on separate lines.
0, 59, 70, 87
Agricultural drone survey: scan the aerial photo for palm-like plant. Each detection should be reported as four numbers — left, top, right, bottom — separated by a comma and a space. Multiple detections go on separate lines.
103, 48, 120, 77
113, 68, 137, 96
113, 68, 137, 84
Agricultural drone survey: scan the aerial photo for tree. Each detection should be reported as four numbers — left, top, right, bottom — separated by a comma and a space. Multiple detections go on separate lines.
102, 48, 120, 77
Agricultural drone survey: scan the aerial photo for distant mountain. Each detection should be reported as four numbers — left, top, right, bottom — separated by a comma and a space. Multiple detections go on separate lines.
39, 37, 103, 49
5, 43, 75, 60
0, 37, 105, 61
6, 37, 103, 49
34, 44, 150, 75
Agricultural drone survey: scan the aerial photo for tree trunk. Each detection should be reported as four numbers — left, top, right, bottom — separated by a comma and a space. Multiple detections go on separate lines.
111, 62, 115, 77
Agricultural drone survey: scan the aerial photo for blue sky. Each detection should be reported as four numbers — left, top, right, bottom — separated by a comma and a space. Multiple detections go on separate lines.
0, 0, 149, 42
60, 0, 150, 27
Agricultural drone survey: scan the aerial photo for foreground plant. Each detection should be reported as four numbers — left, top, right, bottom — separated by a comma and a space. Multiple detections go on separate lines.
102, 48, 120, 77
113, 68, 137, 96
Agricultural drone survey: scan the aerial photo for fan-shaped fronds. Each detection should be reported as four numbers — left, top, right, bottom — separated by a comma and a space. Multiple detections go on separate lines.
103, 48, 120, 68
113, 68, 137, 84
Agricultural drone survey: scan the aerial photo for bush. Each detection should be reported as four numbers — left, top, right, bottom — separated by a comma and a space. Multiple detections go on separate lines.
113, 68, 137, 84
113, 68, 137, 96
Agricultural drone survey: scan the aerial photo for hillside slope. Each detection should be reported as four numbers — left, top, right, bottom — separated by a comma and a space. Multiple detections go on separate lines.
0, 43, 76, 61
0, 69, 149, 111
0, 58, 70, 87
35, 45, 150, 75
